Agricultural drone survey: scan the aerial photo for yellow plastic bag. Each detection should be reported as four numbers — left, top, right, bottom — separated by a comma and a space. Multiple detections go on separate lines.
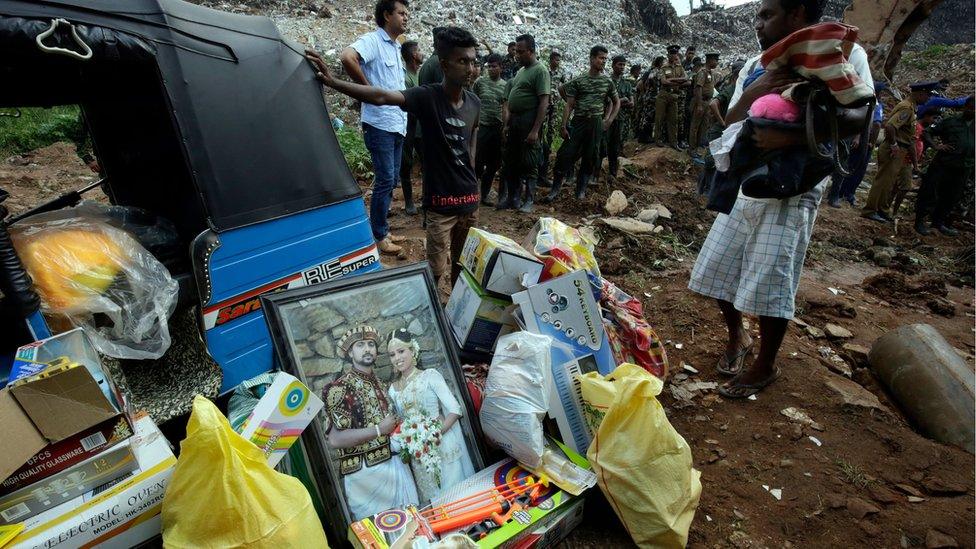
162, 396, 329, 548
580, 363, 702, 548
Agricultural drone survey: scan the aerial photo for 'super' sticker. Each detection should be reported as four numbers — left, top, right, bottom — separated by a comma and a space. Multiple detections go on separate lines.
202, 244, 378, 330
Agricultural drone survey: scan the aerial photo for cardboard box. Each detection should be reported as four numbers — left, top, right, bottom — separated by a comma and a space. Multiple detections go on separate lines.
0, 364, 132, 496
9, 329, 116, 408
459, 228, 543, 297
507, 497, 584, 549
511, 271, 616, 455
239, 373, 324, 467
0, 440, 137, 525
445, 270, 518, 353
8, 413, 176, 549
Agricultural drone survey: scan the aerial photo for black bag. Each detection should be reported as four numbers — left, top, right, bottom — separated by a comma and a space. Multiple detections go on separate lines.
737, 83, 876, 200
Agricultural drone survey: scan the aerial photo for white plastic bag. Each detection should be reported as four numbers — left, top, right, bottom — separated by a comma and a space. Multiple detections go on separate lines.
11, 205, 178, 360
709, 119, 746, 172
479, 332, 552, 467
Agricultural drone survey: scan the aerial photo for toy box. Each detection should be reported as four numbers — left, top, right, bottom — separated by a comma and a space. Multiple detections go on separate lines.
6, 413, 176, 549
349, 444, 590, 549
459, 228, 543, 298
445, 270, 518, 354
239, 372, 324, 467
511, 270, 616, 454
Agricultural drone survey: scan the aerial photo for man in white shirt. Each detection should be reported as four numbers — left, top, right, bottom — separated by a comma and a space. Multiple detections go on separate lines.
341, 0, 410, 254
688, 0, 873, 398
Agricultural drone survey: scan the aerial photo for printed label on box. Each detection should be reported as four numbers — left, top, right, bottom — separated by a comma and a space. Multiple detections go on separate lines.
239, 373, 324, 467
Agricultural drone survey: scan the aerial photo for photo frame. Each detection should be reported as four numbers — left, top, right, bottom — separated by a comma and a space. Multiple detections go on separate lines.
261, 262, 488, 538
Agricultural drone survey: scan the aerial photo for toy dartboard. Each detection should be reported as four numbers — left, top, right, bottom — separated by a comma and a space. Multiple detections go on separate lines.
374, 509, 408, 532
491, 461, 557, 504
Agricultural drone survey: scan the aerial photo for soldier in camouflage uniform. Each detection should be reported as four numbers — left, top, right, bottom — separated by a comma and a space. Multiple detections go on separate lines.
654, 45, 688, 149
634, 56, 664, 143
499, 34, 551, 213
626, 64, 641, 140
688, 52, 719, 158
501, 41, 519, 80
538, 49, 571, 188
540, 45, 620, 203
599, 55, 634, 178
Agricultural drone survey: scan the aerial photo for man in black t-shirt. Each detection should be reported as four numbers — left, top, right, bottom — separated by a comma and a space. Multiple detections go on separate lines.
307, 27, 481, 286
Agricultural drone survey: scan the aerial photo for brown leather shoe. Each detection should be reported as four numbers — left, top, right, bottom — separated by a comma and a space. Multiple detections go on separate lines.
388, 233, 407, 243
377, 237, 403, 254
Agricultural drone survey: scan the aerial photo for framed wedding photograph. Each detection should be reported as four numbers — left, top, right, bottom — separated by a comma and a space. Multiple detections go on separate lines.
261, 262, 487, 537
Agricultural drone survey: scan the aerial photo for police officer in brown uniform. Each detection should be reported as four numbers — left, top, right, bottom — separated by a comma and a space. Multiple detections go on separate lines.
689, 52, 719, 158
863, 82, 935, 223
654, 45, 688, 149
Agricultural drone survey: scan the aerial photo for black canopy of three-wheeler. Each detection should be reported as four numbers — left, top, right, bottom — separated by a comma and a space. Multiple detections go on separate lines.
0, 0, 361, 238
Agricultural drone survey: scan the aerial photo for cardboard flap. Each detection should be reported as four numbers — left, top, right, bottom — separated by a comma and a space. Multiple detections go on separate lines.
10, 367, 117, 443
0, 390, 47, 483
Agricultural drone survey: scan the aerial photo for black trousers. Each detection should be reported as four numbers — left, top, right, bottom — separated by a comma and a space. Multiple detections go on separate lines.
502, 111, 543, 201
916, 161, 968, 226
399, 115, 418, 204
554, 115, 602, 182
475, 123, 503, 198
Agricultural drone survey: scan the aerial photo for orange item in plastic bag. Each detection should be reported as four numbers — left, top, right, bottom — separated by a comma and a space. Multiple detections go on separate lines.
15, 228, 123, 310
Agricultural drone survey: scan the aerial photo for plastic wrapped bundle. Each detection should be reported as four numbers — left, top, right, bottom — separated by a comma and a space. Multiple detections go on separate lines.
479, 332, 552, 468
11, 206, 178, 359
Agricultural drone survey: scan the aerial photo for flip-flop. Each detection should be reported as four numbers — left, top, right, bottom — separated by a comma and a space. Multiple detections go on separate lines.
717, 368, 781, 399
715, 343, 754, 376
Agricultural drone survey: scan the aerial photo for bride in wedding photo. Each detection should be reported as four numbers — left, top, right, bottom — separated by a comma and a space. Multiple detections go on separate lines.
386, 327, 476, 502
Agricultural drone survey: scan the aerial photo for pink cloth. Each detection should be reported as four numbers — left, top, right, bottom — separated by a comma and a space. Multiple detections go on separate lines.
750, 93, 802, 122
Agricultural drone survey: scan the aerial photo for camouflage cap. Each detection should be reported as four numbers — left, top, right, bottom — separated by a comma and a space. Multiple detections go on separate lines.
336, 325, 379, 358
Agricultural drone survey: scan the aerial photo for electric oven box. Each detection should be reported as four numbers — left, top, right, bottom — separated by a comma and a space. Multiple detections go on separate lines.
6, 413, 176, 549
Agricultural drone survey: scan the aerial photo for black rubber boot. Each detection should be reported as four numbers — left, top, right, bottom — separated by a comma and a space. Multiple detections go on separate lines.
496, 177, 517, 210
914, 222, 932, 235
480, 178, 495, 207
574, 174, 590, 200
519, 179, 537, 213
539, 172, 564, 204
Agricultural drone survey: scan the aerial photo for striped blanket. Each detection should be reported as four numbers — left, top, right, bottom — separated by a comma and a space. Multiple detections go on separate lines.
761, 22, 875, 106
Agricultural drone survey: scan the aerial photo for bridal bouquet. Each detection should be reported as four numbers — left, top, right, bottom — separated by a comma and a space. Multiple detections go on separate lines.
391, 416, 443, 482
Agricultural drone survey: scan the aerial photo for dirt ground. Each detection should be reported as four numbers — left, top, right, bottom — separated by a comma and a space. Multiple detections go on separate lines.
3, 141, 973, 548
381, 143, 975, 549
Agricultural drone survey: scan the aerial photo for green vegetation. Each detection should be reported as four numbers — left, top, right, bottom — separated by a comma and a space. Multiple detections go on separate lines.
835, 459, 871, 488
0, 105, 87, 158
903, 44, 953, 69
334, 125, 373, 180
920, 44, 951, 58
